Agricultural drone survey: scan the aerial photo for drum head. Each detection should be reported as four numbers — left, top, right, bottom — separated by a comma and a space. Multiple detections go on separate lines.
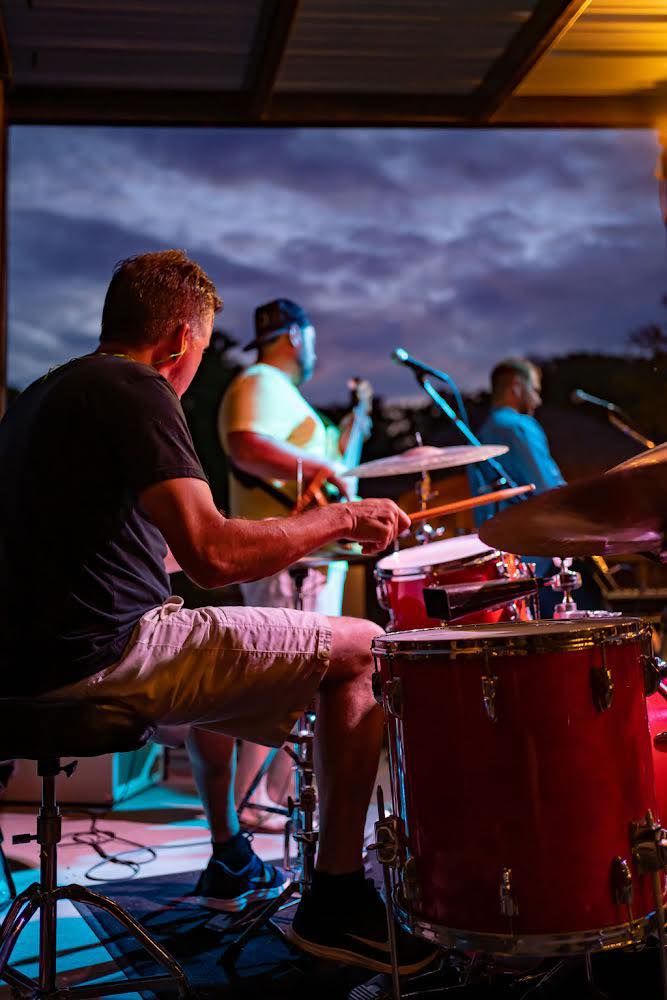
375, 534, 495, 579
372, 616, 649, 656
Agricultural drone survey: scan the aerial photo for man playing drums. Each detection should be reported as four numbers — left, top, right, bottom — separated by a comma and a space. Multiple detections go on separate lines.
0, 251, 433, 976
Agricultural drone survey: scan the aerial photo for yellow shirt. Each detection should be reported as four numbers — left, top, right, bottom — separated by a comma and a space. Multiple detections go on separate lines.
218, 363, 340, 520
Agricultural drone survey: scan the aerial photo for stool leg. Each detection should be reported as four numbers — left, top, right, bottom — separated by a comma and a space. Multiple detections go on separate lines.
0, 887, 40, 977
38, 771, 59, 995
65, 885, 192, 996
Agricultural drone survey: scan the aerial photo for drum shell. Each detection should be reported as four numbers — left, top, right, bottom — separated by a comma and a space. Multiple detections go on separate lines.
376, 630, 656, 941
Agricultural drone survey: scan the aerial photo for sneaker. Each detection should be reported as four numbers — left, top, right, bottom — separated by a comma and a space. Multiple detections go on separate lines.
189, 852, 290, 913
285, 877, 438, 975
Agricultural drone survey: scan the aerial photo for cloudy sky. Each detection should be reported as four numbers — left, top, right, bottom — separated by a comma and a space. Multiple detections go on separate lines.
8, 126, 667, 404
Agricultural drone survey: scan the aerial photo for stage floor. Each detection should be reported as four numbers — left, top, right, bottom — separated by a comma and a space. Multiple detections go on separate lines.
0, 756, 384, 999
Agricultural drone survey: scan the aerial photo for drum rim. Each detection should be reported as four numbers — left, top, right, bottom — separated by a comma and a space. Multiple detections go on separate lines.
371, 617, 651, 656
374, 545, 498, 580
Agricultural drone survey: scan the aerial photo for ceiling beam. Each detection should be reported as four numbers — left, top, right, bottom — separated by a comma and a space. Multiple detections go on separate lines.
0, 5, 12, 84
243, 0, 301, 121
494, 94, 667, 129
472, 0, 592, 122
266, 91, 475, 126
7, 86, 248, 126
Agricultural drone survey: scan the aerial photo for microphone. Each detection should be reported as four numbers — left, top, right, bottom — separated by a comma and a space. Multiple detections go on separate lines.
390, 348, 451, 383
570, 388, 619, 412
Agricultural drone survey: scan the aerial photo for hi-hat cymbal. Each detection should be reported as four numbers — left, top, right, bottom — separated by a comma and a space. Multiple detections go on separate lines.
346, 444, 508, 479
478, 463, 666, 558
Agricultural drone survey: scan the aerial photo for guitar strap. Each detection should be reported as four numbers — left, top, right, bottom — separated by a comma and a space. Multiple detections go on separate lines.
228, 458, 295, 511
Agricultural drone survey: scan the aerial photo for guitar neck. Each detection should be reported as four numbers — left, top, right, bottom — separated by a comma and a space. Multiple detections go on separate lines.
341, 402, 367, 471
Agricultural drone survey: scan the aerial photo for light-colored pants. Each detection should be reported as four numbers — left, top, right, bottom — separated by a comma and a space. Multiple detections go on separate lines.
42, 597, 333, 748
240, 561, 347, 616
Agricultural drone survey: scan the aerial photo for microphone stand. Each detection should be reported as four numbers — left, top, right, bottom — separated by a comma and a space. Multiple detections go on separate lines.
607, 412, 655, 451
416, 373, 521, 492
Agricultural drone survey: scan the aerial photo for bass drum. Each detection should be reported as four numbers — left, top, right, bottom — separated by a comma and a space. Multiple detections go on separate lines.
372, 618, 658, 957
374, 534, 532, 631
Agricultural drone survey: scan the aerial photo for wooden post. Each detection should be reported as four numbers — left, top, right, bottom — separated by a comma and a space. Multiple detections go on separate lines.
0, 79, 6, 416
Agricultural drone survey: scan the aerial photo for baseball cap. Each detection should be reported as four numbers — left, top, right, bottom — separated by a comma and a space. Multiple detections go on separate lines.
244, 298, 311, 351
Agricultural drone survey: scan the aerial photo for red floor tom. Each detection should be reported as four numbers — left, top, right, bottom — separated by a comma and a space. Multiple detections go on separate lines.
372, 618, 658, 956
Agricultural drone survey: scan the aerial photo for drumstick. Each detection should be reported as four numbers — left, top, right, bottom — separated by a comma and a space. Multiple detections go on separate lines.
408, 484, 535, 524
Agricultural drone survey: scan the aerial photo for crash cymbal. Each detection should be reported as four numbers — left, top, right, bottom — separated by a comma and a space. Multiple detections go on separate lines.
478, 463, 666, 558
408, 484, 535, 524
347, 444, 508, 479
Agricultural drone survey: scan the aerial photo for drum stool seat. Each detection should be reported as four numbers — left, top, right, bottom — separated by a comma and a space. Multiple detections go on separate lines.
0, 698, 192, 999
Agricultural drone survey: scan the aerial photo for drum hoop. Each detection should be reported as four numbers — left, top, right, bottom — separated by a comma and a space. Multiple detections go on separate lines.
374, 547, 497, 581
372, 618, 651, 657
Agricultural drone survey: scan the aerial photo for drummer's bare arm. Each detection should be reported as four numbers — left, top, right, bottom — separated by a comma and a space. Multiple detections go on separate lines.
227, 430, 349, 499
141, 477, 409, 589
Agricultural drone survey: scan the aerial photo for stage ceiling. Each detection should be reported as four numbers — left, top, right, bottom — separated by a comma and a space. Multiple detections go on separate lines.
1, 0, 666, 127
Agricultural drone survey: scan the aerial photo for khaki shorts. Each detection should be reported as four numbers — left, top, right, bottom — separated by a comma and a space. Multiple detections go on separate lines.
44, 597, 333, 748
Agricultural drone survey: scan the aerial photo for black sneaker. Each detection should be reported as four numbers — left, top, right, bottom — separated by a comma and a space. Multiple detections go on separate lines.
189, 852, 290, 913
285, 877, 438, 975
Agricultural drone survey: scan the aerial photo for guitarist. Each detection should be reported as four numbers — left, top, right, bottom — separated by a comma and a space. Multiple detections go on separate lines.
217, 298, 372, 829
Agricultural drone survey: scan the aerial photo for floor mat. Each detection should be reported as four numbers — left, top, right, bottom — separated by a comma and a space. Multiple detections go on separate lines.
73, 868, 377, 999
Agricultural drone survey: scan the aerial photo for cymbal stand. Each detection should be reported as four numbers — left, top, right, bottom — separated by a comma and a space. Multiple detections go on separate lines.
547, 557, 583, 619
413, 470, 444, 546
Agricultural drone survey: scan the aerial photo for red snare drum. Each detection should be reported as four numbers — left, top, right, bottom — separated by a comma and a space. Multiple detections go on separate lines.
375, 534, 531, 631
373, 618, 657, 956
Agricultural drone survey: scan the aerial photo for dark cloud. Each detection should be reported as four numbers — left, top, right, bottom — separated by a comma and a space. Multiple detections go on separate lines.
8, 126, 667, 403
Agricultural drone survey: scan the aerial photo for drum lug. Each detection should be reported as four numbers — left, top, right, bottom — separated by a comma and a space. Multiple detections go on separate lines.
591, 647, 614, 713
495, 558, 509, 577
370, 813, 406, 868
371, 669, 384, 708
644, 653, 667, 697
631, 810, 667, 874
385, 677, 403, 719
611, 856, 634, 905
499, 866, 518, 917
481, 673, 498, 722
401, 855, 421, 905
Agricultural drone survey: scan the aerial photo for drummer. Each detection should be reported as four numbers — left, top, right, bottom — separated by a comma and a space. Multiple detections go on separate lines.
216, 299, 372, 831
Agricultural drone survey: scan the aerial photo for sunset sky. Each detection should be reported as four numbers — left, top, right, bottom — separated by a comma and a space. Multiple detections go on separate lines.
8, 126, 667, 404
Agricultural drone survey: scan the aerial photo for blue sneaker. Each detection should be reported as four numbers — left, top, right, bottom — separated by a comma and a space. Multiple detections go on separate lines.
189, 852, 290, 913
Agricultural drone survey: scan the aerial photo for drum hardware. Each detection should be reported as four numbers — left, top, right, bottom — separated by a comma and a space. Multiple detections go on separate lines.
367, 786, 406, 1000
221, 708, 318, 969
547, 557, 584, 619
644, 653, 667, 697
413, 469, 444, 546
422, 577, 539, 625
611, 857, 634, 907
383, 678, 403, 719
499, 867, 518, 920
630, 810, 667, 1000
481, 673, 499, 723
590, 646, 614, 713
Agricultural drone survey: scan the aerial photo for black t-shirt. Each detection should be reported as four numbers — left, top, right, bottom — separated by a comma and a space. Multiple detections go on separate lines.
0, 354, 207, 695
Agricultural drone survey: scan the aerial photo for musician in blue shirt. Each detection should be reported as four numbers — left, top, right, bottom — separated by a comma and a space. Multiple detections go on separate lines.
470, 358, 564, 599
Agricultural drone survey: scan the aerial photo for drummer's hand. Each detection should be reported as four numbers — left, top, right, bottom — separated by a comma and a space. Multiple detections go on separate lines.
344, 498, 410, 554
